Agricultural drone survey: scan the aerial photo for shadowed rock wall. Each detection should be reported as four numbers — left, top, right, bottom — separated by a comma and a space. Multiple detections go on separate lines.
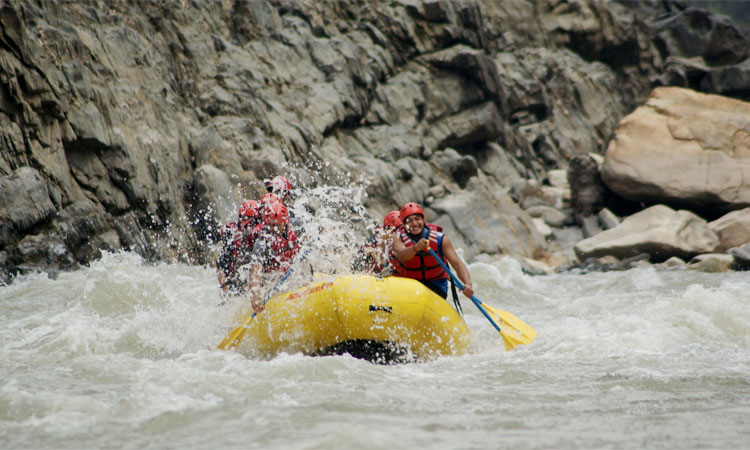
1, 0, 748, 280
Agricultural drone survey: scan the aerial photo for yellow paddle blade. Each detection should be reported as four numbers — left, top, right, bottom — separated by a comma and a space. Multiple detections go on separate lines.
480, 301, 537, 350
217, 310, 258, 350
217, 324, 248, 351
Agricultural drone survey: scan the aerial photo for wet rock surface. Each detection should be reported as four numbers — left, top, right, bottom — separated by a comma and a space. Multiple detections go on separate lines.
1, 0, 750, 279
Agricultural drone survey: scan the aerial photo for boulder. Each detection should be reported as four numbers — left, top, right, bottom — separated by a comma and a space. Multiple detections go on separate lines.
532, 217, 553, 238
511, 178, 564, 210
475, 142, 525, 188
574, 204, 719, 262
567, 154, 604, 224
429, 148, 478, 189
708, 208, 750, 252
729, 243, 750, 270
552, 226, 584, 251
687, 253, 734, 273
598, 208, 621, 230
547, 169, 569, 190
653, 8, 748, 66
525, 205, 567, 227
581, 215, 603, 239
658, 256, 686, 269
520, 257, 553, 275
601, 87, 750, 212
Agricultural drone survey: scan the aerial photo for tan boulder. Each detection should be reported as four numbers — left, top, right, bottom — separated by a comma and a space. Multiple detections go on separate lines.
601, 87, 750, 211
708, 208, 750, 252
687, 254, 734, 273
574, 204, 719, 261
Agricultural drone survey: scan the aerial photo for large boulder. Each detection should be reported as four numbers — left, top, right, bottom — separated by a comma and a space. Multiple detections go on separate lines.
708, 208, 750, 252
574, 204, 719, 262
601, 87, 750, 212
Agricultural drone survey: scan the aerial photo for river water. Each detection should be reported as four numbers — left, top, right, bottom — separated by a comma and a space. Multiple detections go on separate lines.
2, 250, 749, 449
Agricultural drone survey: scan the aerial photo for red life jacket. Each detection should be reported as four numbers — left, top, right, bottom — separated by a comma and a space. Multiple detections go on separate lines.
222, 219, 261, 250
240, 221, 261, 252
395, 224, 448, 282
250, 223, 300, 273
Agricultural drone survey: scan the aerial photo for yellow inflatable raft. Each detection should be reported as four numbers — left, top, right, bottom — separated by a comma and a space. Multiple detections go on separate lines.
234, 274, 470, 363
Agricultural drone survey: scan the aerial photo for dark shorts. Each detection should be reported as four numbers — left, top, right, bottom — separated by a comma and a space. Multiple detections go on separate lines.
424, 278, 448, 299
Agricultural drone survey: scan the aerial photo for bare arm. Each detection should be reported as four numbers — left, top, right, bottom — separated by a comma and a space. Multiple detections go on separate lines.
247, 262, 264, 313
441, 235, 474, 298
216, 269, 229, 293
392, 234, 430, 264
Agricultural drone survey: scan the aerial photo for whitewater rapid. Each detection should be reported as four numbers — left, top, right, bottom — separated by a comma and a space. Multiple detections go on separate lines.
2, 251, 749, 449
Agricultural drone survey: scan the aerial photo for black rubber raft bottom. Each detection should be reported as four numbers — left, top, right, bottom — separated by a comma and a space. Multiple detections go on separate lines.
313, 339, 415, 365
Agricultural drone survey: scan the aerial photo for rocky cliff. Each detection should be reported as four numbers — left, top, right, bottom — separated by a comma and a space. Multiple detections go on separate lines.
1, 0, 749, 281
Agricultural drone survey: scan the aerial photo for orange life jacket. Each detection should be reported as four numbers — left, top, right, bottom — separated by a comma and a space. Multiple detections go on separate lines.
394, 224, 448, 282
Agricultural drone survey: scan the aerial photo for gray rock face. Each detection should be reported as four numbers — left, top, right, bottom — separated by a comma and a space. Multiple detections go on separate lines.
1, 167, 56, 246
430, 176, 544, 261
0, 0, 749, 278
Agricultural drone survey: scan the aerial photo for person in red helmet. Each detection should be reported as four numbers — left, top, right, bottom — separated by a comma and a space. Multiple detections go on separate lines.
246, 199, 304, 313
259, 192, 281, 211
237, 200, 261, 230
383, 210, 402, 230
392, 202, 474, 302
216, 199, 263, 294
263, 177, 305, 234
264, 176, 294, 203
352, 210, 404, 276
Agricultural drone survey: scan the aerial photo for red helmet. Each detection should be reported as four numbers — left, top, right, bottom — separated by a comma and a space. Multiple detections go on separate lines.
262, 201, 289, 225
238, 200, 260, 219
383, 210, 402, 229
400, 202, 424, 221
265, 176, 293, 194
260, 193, 280, 206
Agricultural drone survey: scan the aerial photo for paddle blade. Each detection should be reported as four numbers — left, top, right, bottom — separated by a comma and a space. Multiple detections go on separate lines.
217, 325, 247, 351
481, 302, 537, 350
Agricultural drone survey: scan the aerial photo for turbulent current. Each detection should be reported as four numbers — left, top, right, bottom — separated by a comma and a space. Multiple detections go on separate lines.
2, 250, 749, 449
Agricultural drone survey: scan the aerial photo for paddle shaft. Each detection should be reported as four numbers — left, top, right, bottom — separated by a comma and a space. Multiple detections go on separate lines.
427, 248, 504, 333
218, 242, 315, 350
252, 243, 315, 315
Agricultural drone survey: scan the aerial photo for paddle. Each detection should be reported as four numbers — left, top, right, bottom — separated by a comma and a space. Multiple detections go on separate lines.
427, 249, 536, 350
217, 244, 315, 351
